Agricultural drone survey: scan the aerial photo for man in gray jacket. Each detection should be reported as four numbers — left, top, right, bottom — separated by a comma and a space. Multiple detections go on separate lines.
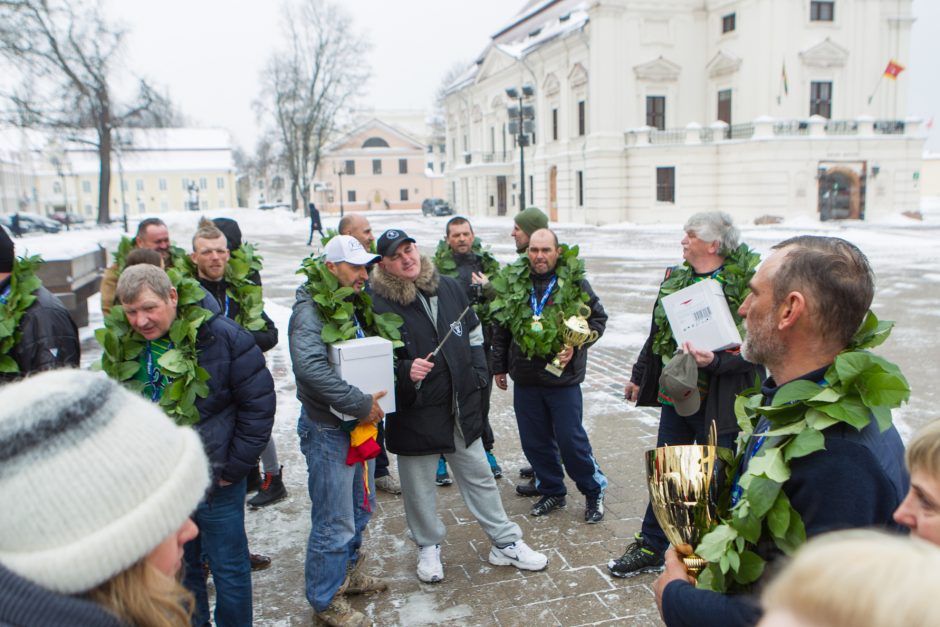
289, 235, 389, 626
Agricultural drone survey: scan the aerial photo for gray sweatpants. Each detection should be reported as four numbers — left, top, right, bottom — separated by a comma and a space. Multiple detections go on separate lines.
397, 423, 521, 547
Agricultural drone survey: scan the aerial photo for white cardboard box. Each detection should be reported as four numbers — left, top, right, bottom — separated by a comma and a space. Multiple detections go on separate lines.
661, 279, 742, 352
327, 336, 396, 421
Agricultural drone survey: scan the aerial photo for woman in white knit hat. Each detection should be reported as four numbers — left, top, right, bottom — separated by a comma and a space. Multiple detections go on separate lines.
0, 369, 211, 626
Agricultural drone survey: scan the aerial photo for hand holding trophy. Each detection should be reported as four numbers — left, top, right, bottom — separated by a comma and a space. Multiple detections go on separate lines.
645, 423, 724, 575
545, 303, 599, 377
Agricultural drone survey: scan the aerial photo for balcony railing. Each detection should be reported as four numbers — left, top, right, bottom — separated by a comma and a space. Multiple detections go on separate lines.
627, 117, 918, 147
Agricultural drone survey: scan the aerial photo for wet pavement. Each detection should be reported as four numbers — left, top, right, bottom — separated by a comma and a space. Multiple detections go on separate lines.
81, 212, 940, 625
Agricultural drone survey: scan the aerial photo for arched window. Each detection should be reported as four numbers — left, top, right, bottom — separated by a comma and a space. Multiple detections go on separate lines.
362, 137, 390, 148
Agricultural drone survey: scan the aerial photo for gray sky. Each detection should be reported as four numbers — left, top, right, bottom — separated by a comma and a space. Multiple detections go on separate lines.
116, 0, 938, 152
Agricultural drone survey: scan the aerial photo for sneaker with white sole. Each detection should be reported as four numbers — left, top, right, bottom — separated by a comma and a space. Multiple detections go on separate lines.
416, 544, 443, 583
488, 540, 548, 571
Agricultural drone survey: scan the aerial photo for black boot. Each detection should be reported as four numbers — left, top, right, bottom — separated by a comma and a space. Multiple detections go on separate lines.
248, 466, 288, 508
246, 463, 263, 493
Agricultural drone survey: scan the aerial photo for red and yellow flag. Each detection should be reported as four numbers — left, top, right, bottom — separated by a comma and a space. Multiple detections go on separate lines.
883, 60, 905, 80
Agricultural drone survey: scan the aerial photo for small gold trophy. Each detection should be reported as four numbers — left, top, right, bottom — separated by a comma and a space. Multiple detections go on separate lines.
644, 442, 721, 575
545, 304, 599, 377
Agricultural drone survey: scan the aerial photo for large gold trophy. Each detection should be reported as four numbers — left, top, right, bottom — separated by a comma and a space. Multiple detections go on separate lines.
545, 304, 599, 377
645, 436, 723, 574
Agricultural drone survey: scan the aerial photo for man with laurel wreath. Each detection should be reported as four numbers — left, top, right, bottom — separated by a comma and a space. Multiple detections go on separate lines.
491, 228, 608, 523
289, 235, 392, 626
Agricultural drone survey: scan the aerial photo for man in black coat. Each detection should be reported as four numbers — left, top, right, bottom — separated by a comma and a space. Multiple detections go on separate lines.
116, 264, 275, 625
307, 202, 324, 245
370, 229, 547, 585
491, 228, 608, 523
0, 227, 79, 383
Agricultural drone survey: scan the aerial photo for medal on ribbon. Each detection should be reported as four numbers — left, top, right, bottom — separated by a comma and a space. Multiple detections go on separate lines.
529, 276, 557, 335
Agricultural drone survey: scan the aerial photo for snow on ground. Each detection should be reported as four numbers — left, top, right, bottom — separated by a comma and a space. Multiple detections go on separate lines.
28, 206, 940, 624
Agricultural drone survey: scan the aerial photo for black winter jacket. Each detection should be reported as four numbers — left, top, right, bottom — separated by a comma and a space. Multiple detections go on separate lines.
370, 257, 489, 456
0, 564, 125, 627
630, 268, 763, 434
491, 271, 606, 387
0, 280, 79, 384
197, 277, 278, 352
192, 312, 275, 485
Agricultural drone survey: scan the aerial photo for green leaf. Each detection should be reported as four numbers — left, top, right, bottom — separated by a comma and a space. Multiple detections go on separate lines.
808, 387, 842, 403
766, 492, 792, 539
747, 447, 790, 482
117, 360, 140, 381
834, 351, 872, 387
732, 550, 765, 584
805, 408, 839, 430
858, 372, 911, 408
771, 380, 824, 406
0, 354, 18, 373
815, 396, 871, 430
783, 428, 826, 461
871, 405, 893, 432
158, 349, 189, 376
696, 524, 738, 561
745, 475, 782, 518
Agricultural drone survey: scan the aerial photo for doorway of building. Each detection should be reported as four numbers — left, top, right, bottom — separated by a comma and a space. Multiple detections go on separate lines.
496, 176, 507, 216
549, 166, 558, 221
818, 163, 865, 221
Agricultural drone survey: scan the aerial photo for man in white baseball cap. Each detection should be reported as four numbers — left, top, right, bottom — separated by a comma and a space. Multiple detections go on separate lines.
290, 234, 390, 625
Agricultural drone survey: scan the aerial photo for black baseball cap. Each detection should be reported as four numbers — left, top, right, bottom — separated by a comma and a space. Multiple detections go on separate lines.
376, 229, 416, 258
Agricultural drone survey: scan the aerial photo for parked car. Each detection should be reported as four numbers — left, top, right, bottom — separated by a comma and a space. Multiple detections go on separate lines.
421, 198, 453, 217
257, 202, 291, 211
50, 210, 86, 226
17, 213, 61, 233
0, 213, 61, 235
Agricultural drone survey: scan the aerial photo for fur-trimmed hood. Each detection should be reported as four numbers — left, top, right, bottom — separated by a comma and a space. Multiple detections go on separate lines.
370, 255, 440, 306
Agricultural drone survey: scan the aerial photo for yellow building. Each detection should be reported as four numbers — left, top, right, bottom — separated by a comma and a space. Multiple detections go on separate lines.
2, 128, 239, 220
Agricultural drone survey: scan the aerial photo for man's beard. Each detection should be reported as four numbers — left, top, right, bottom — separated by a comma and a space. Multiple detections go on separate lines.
740, 308, 786, 369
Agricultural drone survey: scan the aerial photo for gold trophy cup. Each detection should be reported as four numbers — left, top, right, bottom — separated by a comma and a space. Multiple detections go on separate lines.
545, 304, 599, 377
645, 443, 722, 574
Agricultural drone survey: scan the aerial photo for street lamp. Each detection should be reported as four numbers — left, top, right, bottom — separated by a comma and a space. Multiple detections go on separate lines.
506, 83, 536, 211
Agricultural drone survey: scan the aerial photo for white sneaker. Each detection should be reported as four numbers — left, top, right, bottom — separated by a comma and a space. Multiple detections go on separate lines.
416, 544, 443, 583
488, 540, 548, 571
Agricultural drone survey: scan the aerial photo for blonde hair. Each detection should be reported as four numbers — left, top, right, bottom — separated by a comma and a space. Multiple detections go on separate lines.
192, 217, 226, 249
906, 419, 940, 478
761, 530, 940, 627
83, 559, 194, 627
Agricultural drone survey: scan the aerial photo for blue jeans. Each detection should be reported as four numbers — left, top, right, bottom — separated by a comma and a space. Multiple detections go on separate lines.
514, 384, 607, 498
298, 410, 376, 612
182, 479, 252, 627
640, 404, 738, 555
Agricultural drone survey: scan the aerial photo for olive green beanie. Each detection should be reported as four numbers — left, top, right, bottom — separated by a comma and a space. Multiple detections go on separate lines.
513, 207, 549, 236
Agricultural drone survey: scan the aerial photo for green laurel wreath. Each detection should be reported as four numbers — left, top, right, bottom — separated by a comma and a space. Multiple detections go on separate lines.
488, 244, 589, 360
433, 237, 500, 326
95, 268, 213, 426
179, 242, 267, 332
651, 244, 761, 358
297, 254, 403, 347
694, 310, 910, 592
113, 235, 188, 274
0, 255, 43, 374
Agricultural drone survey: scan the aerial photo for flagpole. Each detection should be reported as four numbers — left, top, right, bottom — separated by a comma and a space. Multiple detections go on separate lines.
867, 73, 884, 106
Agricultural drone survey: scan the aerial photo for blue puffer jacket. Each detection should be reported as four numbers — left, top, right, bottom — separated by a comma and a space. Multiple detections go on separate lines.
193, 312, 275, 485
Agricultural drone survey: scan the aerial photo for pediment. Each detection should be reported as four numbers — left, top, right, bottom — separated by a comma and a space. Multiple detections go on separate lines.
326, 118, 424, 153
543, 72, 561, 97
633, 56, 681, 82
799, 38, 849, 68
706, 51, 742, 79
568, 63, 588, 88
475, 45, 518, 83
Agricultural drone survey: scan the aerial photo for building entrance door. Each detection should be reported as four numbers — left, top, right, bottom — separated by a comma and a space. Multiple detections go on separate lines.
818, 162, 865, 221
496, 176, 507, 216
549, 166, 558, 221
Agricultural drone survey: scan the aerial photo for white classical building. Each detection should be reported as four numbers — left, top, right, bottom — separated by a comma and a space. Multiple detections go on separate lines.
444, 0, 925, 224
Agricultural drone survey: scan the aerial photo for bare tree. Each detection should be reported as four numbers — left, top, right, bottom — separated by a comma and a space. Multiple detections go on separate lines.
257, 0, 369, 215
0, 0, 175, 224
429, 61, 470, 148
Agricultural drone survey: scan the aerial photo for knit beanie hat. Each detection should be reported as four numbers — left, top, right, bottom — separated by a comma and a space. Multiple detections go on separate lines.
513, 207, 549, 236
0, 370, 210, 594
0, 225, 14, 273
212, 217, 242, 252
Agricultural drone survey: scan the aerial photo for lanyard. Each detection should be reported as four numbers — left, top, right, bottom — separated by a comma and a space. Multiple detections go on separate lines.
223, 293, 230, 318
530, 275, 557, 318
0, 285, 10, 306
146, 340, 173, 402
352, 312, 365, 339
